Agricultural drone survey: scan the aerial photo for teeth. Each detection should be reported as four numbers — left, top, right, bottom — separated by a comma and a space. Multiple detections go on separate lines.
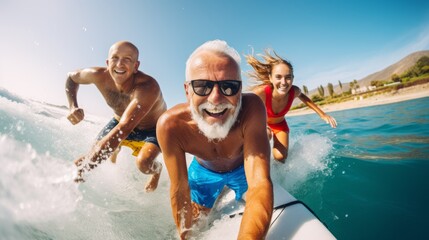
278, 86, 288, 91
206, 108, 225, 114
207, 109, 224, 114
114, 70, 125, 74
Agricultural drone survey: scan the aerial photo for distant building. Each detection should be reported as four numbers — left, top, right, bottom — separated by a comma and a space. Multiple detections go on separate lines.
383, 82, 401, 87
351, 85, 376, 94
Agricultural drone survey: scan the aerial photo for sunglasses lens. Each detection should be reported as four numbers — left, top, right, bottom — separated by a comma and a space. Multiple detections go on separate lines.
191, 80, 241, 96
219, 81, 241, 96
191, 80, 213, 96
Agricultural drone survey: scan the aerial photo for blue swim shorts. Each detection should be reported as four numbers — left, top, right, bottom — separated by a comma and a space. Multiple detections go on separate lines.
96, 118, 159, 155
188, 158, 248, 208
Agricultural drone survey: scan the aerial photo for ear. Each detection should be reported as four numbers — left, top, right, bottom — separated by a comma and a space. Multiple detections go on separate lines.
184, 82, 189, 95
184, 82, 193, 100
134, 60, 140, 73
106, 59, 109, 66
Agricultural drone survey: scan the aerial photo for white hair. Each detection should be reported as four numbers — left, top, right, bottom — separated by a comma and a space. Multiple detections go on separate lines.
185, 39, 241, 81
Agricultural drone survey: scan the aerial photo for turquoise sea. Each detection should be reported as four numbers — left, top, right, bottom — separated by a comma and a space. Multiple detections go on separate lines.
287, 97, 429, 239
0, 87, 428, 239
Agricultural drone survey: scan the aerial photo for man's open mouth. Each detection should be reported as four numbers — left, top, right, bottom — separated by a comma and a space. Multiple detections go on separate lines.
204, 108, 227, 117
114, 69, 126, 74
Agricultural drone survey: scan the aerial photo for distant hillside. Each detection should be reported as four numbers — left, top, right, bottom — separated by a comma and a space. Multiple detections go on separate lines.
357, 50, 429, 87
301, 50, 429, 101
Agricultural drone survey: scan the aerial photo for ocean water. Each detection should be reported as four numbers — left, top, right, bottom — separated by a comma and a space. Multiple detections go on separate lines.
286, 97, 429, 240
0, 87, 428, 239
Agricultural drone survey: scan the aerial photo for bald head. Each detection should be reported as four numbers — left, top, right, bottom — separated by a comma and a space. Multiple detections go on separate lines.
109, 41, 139, 60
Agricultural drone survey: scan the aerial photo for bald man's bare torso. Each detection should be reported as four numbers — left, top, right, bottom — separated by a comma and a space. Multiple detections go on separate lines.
92, 69, 166, 130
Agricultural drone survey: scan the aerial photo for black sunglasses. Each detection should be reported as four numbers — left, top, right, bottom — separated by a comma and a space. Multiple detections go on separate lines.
189, 80, 242, 96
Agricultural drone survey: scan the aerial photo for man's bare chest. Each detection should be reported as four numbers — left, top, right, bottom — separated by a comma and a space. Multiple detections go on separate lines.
191, 138, 243, 161
103, 90, 131, 110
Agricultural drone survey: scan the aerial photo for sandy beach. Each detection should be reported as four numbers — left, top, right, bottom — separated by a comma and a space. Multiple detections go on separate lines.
288, 82, 429, 116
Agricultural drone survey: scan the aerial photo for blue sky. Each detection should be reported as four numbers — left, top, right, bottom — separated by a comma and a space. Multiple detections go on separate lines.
1, 0, 428, 117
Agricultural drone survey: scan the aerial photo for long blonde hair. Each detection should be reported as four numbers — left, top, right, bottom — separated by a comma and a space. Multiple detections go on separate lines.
245, 49, 293, 89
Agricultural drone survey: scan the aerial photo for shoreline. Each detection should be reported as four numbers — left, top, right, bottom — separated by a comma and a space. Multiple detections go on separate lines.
288, 82, 429, 116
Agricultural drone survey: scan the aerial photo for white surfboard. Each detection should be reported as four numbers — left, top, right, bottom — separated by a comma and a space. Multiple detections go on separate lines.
211, 183, 336, 240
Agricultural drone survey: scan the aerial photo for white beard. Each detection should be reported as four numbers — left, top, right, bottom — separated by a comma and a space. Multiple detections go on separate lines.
190, 98, 242, 142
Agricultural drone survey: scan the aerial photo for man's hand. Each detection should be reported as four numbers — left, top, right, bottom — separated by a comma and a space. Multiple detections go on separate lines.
67, 108, 84, 125
73, 155, 98, 183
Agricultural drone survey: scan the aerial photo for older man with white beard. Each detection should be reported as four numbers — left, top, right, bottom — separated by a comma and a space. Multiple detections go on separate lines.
156, 40, 273, 240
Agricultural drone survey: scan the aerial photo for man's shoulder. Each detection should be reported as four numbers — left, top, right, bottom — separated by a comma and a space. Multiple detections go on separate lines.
242, 92, 263, 104
134, 72, 160, 90
81, 67, 107, 74
81, 67, 108, 78
68, 67, 108, 83
135, 71, 157, 83
157, 103, 190, 131
163, 103, 189, 118
239, 93, 265, 118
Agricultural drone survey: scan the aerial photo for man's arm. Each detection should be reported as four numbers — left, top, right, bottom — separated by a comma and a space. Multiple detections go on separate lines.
156, 110, 193, 239
87, 80, 161, 164
74, 78, 163, 184
239, 94, 273, 239
65, 68, 100, 125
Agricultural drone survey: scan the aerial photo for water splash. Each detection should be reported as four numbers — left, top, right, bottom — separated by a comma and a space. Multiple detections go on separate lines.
0, 92, 176, 239
271, 132, 334, 190
0, 135, 81, 238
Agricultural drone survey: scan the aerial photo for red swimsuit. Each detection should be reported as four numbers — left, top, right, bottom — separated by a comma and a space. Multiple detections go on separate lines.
264, 85, 295, 133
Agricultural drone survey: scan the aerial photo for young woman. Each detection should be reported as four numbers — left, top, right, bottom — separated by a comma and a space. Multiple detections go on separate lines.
246, 50, 337, 163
